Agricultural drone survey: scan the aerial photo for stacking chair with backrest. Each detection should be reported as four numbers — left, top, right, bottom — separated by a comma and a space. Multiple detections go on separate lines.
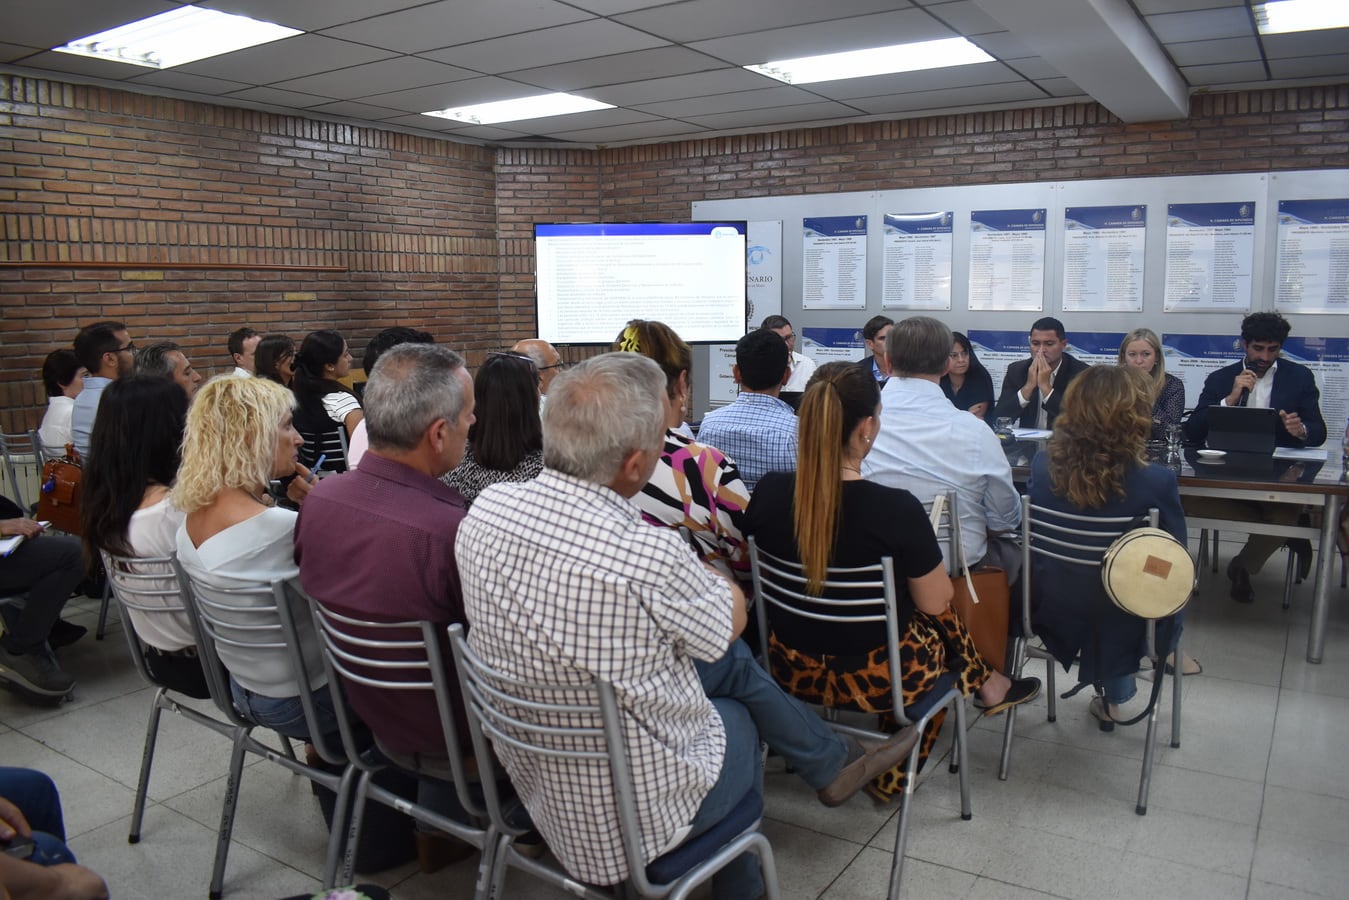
0, 430, 43, 513
747, 534, 970, 900
174, 561, 358, 899
448, 624, 780, 900
1001, 497, 1183, 815
302, 590, 499, 894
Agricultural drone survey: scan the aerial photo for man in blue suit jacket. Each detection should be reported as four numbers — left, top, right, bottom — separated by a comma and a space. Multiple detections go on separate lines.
1183, 312, 1326, 603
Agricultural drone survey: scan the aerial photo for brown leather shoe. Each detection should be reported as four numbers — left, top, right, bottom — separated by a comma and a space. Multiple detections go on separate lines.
817, 729, 922, 808
1227, 560, 1255, 604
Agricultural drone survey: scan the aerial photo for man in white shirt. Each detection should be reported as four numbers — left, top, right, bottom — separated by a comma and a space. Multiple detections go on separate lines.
761, 315, 816, 392
864, 316, 1022, 579
226, 327, 260, 377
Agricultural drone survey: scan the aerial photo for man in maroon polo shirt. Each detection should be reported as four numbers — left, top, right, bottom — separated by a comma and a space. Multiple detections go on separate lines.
294, 343, 475, 758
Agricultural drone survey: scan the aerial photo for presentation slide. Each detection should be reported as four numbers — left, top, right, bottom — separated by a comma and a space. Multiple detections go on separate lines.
535, 222, 747, 344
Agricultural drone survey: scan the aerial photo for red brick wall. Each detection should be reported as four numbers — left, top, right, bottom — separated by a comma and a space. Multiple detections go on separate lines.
3, 75, 1347, 429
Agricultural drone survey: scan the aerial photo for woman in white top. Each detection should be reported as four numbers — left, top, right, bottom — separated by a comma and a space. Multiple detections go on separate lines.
291, 330, 362, 473
82, 375, 206, 697
37, 349, 85, 457
174, 376, 333, 741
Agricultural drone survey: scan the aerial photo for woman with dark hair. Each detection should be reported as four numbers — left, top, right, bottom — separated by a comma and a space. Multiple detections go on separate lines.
37, 349, 86, 457
747, 362, 1038, 801
253, 334, 296, 387
1029, 366, 1191, 729
940, 332, 994, 420
291, 330, 361, 472
440, 351, 543, 507
615, 320, 751, 582
82, 375, 206, 696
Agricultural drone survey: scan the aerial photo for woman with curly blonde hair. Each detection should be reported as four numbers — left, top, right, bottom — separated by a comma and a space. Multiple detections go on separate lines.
175, 376, 335, 741
1028, 365, 1190, 730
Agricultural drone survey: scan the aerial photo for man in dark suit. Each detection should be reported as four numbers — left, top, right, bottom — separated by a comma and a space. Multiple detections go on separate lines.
992, 317, 1090, 429
1183, 311, 1327, 603
854, 315, 893, 383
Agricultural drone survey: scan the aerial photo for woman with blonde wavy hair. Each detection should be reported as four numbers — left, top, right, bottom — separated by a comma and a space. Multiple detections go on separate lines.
1029, 365, 1191, 730
175, 375, 335, 741
746, 361, 1038, 801
1117, 327, 1185, 439
613, 319, 751, 582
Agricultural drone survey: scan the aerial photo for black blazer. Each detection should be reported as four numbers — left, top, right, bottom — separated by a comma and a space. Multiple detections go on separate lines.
1184, 358, 1326, 449
854, 355, 886, 383
993, 352, 1090, 428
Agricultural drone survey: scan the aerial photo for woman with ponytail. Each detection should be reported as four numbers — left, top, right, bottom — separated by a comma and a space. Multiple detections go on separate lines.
291, 330, 361, 472
614, 320, 751, 583
746, 361, 1038, 801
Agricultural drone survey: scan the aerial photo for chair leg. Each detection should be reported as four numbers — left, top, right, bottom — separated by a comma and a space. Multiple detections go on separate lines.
209, 730, 251, 900
998, 637, 1025, 781
129, 689, 166, 843
1137, 661, 1164, 816
1196, 529, 1209, 575
1211, 530, 1220, 573
1044, 654, 1057, 723
484, 830, 515, 900
338, 769, 373, 889
321, 765, 359, 890
95, 579, 113, 640
953, 698, 971, 821
276, 733, 297, 761
1171, 637, 1183, 750
886, 739, 926, 900
1282, 550, 1296, 611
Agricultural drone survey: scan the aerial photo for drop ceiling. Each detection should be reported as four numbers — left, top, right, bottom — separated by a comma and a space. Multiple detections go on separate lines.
1, 0, 1346, 147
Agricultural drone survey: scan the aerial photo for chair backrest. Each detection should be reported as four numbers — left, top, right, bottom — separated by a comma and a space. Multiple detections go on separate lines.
101, 550, 198, 689
920, 490, 963, 577
448, 623, 660, 892
303, 592, 483, 819
293, 408, 350, 475
747, 536, 911, 726
1018, 496, 1158, 636
0, 430, 43, 511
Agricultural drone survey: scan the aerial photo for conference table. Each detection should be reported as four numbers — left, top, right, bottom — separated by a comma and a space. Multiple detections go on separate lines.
1003, 439, 1348, 664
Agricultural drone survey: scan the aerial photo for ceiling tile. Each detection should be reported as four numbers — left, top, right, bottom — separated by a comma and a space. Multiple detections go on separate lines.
1134, 0, 1245, 13
565, 0, 689, 12
586, 68, 774, 106
419, 20, 669, 74
273, 57, 476, 98
305, 99, 411, 120
1261, 29, 1349, 60
12, 50, 146, 82
614, 0, 908, 44
506, 46, 728, 92
635, 85, 823, 117
1003, 56, 1060, 80
0, 0, 178, 50
971, 30, 1035, 60
1034, 76, 1087, 98
490, 107, 659, 136
125, 70, 252, 95
918, 1, 1008, 35
175, 34, 397, 84
848, 80, 1047, 115
319, 0, 594, 55
224, 85, 336, 108
198, 0, 430, 32
1268, 53, 1349, 80
1164, 36, 1261, 67
1179, 60, 1269, 86
804, 61, 1024, 102
547, 118, 702, 142
682, 100, 862, 130
358, 76, 544, 114
688, 8, 956, 65
1145, 7, 1253, 43
0, 43, 43, 63
437, 123, 533, 141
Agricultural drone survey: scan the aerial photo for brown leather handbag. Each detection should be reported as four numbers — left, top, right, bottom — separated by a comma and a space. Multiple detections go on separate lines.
950, 565, 1011, 674
36, 443, 83, 535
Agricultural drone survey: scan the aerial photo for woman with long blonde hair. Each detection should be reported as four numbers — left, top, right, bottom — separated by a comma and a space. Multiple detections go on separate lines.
1029, 365, 1190, 729
1117, 328, 1184, 438
746, 361, 1038, 801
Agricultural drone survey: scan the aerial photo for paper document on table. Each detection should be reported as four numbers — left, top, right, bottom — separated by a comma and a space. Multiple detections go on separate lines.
1010, 427, 1053, 439
1272, 447, 1327, 461
0, 535, 24, 558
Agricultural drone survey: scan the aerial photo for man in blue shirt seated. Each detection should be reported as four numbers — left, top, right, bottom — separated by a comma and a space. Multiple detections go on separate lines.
69, 321, 135, 459
695, 329, 797, 493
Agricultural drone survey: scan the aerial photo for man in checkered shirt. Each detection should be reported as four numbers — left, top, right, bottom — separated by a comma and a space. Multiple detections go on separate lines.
458, 352, 919, 898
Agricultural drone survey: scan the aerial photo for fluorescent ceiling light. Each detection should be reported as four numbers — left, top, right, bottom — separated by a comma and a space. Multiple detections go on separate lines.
54, 6, 301, 70
423, 93, 614, 126
746, 37, 994, 85
1255, 0, 1349, 34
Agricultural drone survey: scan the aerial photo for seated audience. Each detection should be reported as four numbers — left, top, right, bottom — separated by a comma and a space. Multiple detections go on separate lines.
347, 327, 435, 469
82, 375, 207, 698
292, 330, 362, 473
1118, 328, 1184, 440
174, 377, 333, 741
993, 316, 1090, 429
747, 362, 1038, 801
865, 317, 1022, 579
70, 321, 134, 459
0, 767, 108, 899
227, 327, 261, 377
457, 353, 920, 899
855, 315, 893, 383
0, 500, 82, 699
614, 320, 750, 582
510, 338, 565, 400
1028, 366, 1189, 728
254, 334, 296, 387
37, 350, 84, 458
440, 352, 541, 507
761, 314, 817, 393
941, 331, 994, 421
134, 341, 202, 400
693, 328, 797, 492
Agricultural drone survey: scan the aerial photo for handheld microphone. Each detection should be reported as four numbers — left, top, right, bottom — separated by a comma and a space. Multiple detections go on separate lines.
1237, 387, 1249, 407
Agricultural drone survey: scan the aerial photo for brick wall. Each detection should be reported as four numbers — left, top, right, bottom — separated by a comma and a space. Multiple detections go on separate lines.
3, 75, 1347, 429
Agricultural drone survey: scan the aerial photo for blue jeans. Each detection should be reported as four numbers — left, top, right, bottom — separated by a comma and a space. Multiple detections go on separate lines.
0, 767, 77, 865
1103, 619, 1185, 706
688, 640, 850, 899
230, 678, 339, 741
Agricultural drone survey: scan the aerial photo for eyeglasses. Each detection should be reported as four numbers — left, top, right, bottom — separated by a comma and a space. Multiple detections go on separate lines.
538, 361, 569, 371
485, 351, 538, 370
116, 342, 136, 354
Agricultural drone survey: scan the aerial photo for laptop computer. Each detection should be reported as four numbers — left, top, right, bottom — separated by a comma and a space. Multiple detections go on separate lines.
1205, 405, 1279, 454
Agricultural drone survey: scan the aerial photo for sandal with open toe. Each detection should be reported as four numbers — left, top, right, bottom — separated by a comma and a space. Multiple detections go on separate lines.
1089, 695, 1116, 733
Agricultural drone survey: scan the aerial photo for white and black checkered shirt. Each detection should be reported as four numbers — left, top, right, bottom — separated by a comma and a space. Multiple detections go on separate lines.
457, 469, 733, 885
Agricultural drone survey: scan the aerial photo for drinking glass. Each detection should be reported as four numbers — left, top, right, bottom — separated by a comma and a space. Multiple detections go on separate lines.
995, 417, 1014, 437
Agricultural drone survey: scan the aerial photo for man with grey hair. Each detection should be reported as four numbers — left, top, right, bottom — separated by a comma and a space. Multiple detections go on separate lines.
295, 344, 478, 812
135, 341, 203, 399
458, 352, 920, 898
864, 316, 1022, 579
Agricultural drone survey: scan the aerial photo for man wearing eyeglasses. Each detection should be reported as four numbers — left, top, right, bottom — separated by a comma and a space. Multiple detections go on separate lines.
511, 338, 566, 398
70, 321, 135, 459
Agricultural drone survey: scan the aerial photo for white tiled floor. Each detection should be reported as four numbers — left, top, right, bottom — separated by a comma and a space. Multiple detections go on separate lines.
2, 535, 1346, 899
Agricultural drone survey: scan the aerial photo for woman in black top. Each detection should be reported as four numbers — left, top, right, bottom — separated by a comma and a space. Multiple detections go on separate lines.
746, 361, 1038, 802
940, 332, 995, 421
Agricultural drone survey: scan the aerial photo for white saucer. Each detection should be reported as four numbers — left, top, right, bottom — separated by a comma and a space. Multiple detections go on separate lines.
1196, 449, 1226, 459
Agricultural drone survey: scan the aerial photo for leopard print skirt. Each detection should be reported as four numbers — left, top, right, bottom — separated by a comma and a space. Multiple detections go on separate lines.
768, 606, 993, 802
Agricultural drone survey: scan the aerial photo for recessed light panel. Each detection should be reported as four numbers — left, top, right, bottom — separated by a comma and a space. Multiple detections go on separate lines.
55, 5, 301, 70
1255, 0, 1349, 34
424, 93, 614, 126
746, 37, 995, 85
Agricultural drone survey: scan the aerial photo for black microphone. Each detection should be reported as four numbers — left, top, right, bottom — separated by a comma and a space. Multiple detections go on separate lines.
1237, 387, 1249, 407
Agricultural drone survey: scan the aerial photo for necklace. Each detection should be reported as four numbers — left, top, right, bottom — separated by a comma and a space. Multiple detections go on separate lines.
841, 465, 862, 477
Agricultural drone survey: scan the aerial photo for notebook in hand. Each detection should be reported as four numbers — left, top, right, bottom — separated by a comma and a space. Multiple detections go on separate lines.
1205, 405, 1279, 455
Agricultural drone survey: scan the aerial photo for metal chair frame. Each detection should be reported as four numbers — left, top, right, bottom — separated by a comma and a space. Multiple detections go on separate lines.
0, 430, 44, 512
747, 531, 970, 900
449, 624, 779, 900
1002, 497, 1184, 815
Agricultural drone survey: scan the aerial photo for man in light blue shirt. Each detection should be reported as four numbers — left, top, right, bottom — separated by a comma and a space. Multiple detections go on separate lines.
695, 329, 796, 492
863, 316, 1022, 579
70, 321, 134, 459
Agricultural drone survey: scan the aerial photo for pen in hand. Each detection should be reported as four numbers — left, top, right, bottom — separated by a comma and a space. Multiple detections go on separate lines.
309, 454, 326, 483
